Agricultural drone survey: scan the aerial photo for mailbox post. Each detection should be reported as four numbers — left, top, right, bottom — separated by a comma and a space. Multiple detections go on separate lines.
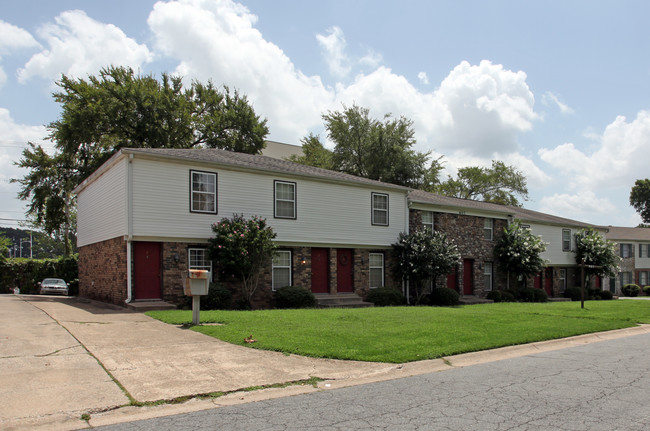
185, 269, 209, 325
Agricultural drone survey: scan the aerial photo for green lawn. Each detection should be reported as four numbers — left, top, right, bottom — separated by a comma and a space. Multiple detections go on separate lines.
146, 301, 650, 363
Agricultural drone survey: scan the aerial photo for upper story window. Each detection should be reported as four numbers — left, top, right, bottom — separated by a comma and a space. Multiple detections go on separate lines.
638, 244, 650, 258
188, 248, 213, 282
274, 180, 296, 219
620, 243, 632, 258
562, 229, 572, 251
369, 253, 385, 288
190, 170, 217, 214
371, 193, 389, 226
483, 218, 493, 240
421, 211, 434, 232
272, 250, 292, 290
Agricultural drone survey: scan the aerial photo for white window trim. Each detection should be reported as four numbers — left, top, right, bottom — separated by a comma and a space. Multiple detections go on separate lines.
421, 211, 434, 232
188, 248, 213, 282
559, 269, 567, 292
190, 170, 217, 214
371, 193, 389, 226
621, 243, 631, 258
562, 229, 571, 252
369, 252, 385, 288
274, 180, 297, 219
272, 250, 292, 291
483, 262, 493, 291
484, 218, 493, 240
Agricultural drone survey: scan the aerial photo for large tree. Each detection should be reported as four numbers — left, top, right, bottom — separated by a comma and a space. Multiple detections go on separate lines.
494, 220, 547, 289
630, 179, 650, 223
437, 160, 528, 206
574, 228, 621, 287
13, 66, 269, 254
301, 104, 442, 188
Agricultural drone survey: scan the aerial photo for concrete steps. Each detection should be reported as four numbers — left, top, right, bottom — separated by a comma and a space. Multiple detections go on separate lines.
126, 300, 177, 312
314, 293, 374, 308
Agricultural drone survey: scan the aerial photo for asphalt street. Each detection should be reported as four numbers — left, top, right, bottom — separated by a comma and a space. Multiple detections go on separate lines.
95, 331, 650, 431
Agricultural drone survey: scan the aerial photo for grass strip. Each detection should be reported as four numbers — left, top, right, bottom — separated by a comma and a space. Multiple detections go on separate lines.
148, 300, 650, 363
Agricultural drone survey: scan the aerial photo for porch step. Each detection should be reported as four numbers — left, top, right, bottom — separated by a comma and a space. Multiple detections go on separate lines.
459, 295, 493, 305
126, 300, 177, 312
314, 294, 374, 308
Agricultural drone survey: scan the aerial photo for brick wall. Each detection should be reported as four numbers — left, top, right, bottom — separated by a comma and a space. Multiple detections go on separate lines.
78, 236, 128, 305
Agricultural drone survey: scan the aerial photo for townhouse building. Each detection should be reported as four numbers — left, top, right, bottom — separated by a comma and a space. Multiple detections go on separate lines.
605, 226, 650, 292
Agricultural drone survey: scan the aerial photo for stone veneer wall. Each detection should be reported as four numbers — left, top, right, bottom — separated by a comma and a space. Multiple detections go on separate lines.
78, 236, 128, 305
409, 209, 508, 297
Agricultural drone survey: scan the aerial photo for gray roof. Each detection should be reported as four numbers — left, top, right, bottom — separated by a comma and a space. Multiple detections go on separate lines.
606, 226, 650, 241
123, 148, 409, 191
409, 189, 597, 228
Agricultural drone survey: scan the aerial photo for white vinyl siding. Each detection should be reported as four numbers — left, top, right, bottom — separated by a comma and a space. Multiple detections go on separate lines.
421, 211, 434, 232
190, 170, 217, 213
274, 181, 296, 219
272, 250, 292, 290
562, 229, 572, 251
371, 193, 389, 226
483, 262, 493, 291
369, 253, 384, 288
484, 218, 493, 240
76, 158, 128, 247
188, 248, 212, 281
130, 158, 407, 245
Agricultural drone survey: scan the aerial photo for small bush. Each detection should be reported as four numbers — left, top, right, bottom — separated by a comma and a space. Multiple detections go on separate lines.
622, 284, 640, 297
430, 287, 459, 306
500, 290, 516, 302
643, 286, 650, 296
202, 283, 232, 310
599, 290, 614, 300
518, 287, 536, 302
486, 290, 502, 302
366, 287, 406, 306
274, 286, 316, 309
564, 287, 582, 301
532, 288, 548, 303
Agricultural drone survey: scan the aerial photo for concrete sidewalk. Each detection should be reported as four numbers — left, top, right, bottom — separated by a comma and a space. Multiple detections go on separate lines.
2, 294, 649, 430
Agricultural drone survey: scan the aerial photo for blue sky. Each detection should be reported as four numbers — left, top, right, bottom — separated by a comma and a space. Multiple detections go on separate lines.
1, 0, 650, 229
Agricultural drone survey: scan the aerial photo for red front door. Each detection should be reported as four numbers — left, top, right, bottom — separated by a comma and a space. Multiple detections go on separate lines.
447, 266, 458, 291
463, 259, 474, 295
311, 248, 329, 294
336, 248, 353, 293
133, 242, 162, 300
545, 268, 553, 295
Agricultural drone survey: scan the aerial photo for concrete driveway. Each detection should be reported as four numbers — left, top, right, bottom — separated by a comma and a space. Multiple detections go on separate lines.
1, 294, 649, 430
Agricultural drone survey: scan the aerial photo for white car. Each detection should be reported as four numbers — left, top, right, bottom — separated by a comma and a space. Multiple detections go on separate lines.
39, 278, 69, 296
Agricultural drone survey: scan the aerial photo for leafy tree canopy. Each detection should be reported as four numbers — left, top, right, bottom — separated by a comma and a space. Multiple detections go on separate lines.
494, 219, 547, 284
574, 228, 621, 281
13, 66, 269, 255
0, 234, 10, 263
437, 160, 529, 206
288, 133, 333, 170
630, 179, 650, 223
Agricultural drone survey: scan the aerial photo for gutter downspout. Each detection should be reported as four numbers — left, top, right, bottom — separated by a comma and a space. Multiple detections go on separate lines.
125, 154, 134, 304
405, 193, 411, 304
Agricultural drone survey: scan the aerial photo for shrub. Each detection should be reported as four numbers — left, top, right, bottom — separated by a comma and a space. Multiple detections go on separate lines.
201, 283, 233, 310
274, 286, 316, 309
532, 288, 548, 303
622, 284, 640, 297
366, 287, 406, 306
486, 290, 502, 302
599, 290, 614, 300
500, 290, 516, 302
430, 287, 459, 306
564, 287, 582, 302
643, 286, 650, 296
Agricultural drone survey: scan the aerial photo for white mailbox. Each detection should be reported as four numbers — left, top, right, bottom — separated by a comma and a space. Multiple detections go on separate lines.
185, 269, 209, 296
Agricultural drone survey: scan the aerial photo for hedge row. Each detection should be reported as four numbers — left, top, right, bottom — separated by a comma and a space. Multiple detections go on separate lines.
0, 255, 78, 294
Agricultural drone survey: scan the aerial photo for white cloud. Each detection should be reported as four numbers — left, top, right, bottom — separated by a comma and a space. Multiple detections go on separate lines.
0, 20, 41, 88
0, 108, 50, 220
539, 110, 650, 190
539, 191, 617, 221
417, 71, 429, 85
358, 50, 382, 70
17, 10, 152, 83
316, 26, 350, 78
542, 91, 574, 114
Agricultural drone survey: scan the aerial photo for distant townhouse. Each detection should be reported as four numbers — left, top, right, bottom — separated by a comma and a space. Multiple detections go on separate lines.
74, 147, 607, 308
605, 226, 650, 292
